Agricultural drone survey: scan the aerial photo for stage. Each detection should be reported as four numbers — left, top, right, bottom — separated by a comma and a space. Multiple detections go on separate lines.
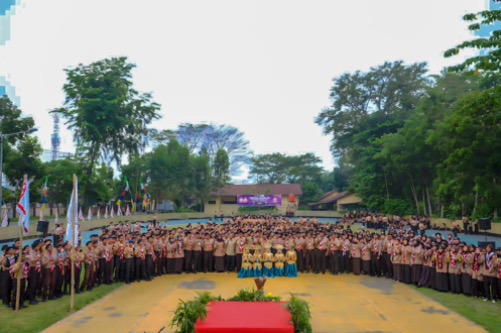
42, 273, 486, 333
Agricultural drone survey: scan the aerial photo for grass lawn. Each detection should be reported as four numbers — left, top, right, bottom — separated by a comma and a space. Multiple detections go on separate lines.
0, 282, 123, 333
412, 286, 501, 333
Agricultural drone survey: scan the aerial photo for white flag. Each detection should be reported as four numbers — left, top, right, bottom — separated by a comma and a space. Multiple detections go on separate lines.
79, 207, 84, 221
104, 205, 109, 219
87, 207, 92, 221
65, 178, 79, 245
110, 205, 115, 218
97, 206, 101, 219
55, 207, 59, 223
16, 179, 30, 235
1, 203, 8, 227
117, 206, 122, 216
125, 205, 130, 216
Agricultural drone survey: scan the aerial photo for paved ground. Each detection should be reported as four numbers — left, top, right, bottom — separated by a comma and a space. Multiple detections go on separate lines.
43, 273, 486, 333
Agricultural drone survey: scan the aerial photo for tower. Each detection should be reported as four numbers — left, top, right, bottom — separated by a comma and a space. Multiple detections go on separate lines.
51, 114, 60, 161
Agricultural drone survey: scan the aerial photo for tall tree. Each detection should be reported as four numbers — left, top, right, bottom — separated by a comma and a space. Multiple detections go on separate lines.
52, 57, 161, 173
212, 148, 231, 193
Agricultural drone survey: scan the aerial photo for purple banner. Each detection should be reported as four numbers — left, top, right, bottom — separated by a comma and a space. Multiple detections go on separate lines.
237, 194, 282, 206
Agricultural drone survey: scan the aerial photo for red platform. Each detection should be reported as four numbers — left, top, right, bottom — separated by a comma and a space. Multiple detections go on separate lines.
195, 301, 294, 333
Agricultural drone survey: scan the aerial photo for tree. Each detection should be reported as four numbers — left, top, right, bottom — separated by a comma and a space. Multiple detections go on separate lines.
52, 57, 161, 173
212, 148, 231, 193
153, 123, 252, 176
40, 158, 82, 205
3, 136, 43, 189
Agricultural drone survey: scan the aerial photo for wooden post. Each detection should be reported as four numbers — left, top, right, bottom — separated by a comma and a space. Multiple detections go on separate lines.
15, 174, 26, 312
70, 174, 77, 312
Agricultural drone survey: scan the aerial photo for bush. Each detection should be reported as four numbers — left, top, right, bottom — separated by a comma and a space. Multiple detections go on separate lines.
285, 293, 312, 333
237, 206, 277, 212
227, 288, 282, 302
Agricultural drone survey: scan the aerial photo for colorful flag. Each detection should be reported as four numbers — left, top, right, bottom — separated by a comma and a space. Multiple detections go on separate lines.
87, 207, 92, 221
124, 175, 130, 192
117, 205, 122, 216
1, 201, 7, 227
125, 205, 130, 216
16, 178, 30, 235
104, 205, 109, 219
97, 206, 101, 219
110, 205, 114, 218
65, 177, 79, 244
78, 207, 84, 221
40, 176, 48, 220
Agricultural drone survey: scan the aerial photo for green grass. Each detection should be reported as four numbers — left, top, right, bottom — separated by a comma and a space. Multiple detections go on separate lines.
412, 286, 501, 333
0, 282, 123, 333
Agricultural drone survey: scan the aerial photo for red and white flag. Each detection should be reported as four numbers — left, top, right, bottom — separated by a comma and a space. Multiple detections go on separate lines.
78, 207, 84, 221
87, 207, 92, 221
110, 205, 114, 218
16, 179, 30, 235
97, 206, 101, 219
55, 207, 59, 223
125, 205, 130, 216
117, 206, 122, 216
104, 205, 108, 219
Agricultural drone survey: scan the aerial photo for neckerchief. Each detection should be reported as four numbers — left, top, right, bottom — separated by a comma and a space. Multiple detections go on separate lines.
56, 251, 64, 271
35, 253, 41, 271
140, 247, 145, 260
450, 253, 457, 269
23, 262, 29, 279
8, 257, 15, 278
486, 252, 494, 269
178, 241, 183, 255
319, 238, 324, 250
412, 247, 418, 262
402, 246, 406, 264
352, 244, 356, 255
473, 253, 479, 272
373, 242, 378, 253
342, 242, 347, 255
104, 247, 110, 262
120, 244, 124, 260
437, 253, 444, 270
49, 253, 55, 272
239, 239, 245, 252
362, 244, 366, 257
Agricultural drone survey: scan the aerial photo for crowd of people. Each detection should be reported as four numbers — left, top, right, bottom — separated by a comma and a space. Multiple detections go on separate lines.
1, 213, 500, 311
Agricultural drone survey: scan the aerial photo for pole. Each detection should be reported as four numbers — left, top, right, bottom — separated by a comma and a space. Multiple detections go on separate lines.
15, 174, 26, 312
0, 136, 4, 220
70, 174, 77, 312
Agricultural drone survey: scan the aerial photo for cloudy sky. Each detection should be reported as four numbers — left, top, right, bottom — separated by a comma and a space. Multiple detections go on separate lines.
0, 0, 484, 177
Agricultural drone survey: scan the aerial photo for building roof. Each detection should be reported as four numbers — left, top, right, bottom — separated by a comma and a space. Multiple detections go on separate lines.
308, 191, 348, 206
211, 184, 303, 197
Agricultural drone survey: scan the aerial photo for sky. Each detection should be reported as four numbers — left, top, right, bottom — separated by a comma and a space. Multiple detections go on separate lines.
0, 0, 485, 180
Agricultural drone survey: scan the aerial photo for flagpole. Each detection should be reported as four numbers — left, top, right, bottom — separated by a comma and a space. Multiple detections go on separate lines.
70, 174, 76, 312
15, 174, 26, 312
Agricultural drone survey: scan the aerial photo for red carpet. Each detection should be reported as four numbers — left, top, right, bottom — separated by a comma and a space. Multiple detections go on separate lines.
195, 301, 294, 333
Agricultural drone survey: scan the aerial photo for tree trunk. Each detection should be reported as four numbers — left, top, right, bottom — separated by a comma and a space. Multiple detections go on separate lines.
461, 201, 465, 217
384, 170, 390, 201
473, 185, 478, 215
424, 181, 432, 216
408, 174, 420, 215
440, 203, 444, 218
422, 189, 426, 217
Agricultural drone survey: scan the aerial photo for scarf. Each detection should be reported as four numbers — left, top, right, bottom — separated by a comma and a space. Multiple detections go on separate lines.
319, 238, 324, 250
342, 243, 347, 255
120, 244, 124, 260
412, 247, 418, 263
330, 242, 335, 253
373, 242, 378, 253
239, 239, 245, 252
104, 247, 110, 262
49, 253, 55, 272
307, 240, 313, 250
352, 244, 356, 255
437, 253, 444, 270
140, 247, 145, 260
473, 253, 479, 272
8, 257, 15, 278
56, 251, 64, 271
463, 253, 469, 269
35, 253, 41, 271
178, 241, 183, 255
450, 253, 457, 269
486, 252, 494, 270
402, 246, 406, 264
23, 262, 30, 279
362, 244, 366, 257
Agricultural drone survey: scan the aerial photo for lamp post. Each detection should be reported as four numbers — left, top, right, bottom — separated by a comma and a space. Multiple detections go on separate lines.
0, 127, 38, 220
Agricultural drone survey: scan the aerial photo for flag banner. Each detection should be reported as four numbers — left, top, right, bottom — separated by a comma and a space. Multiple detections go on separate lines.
65, 178, 79, 244
87, 207, 92, 221
110, 205, 115, 218
16, 179, 30, 235
97, 206, 101, 219
79, 207, 84, 221
124, 175, 130, 192
55, 207, 59, 223
40, 176, 48, 219
117, 206, 122, 216
1, 201, 7, 227
237, 194, 282, 207
131, 203, 135, 213
125, 205, 130, 216
105, 205, 109, 219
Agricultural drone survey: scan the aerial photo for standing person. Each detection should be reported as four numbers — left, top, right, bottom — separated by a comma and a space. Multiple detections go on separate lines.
434, 245, 450, 292
113, 237, 124, 282
10, 253, 28, 310
124, 240, 134, 284
391, 239, 402, 282
235, 233, 245, 273
145, 236, 154, 280
329, 233, 340, 275
192, 234, 203, 273
294, 234, 304, 273
72, 243, 84, 293
418, 244, 433, 287
54, 243, 65, 298
314, 232, 328, 274
152, 214, 157, 228
370, 234, 381, 277
213, 237, 225, 273
448, 245, 461, 294
350, 237, 361, 276
382, 235, 393, 279
459, 245, 473, 296
27, 241, 42, 305
184, 232, 195, 273
166, 238, 175, 274
174, 236, 184, 274
134, 239, 147, 281
285, 246, 298, 277
40, 243, 54, 302
361, 237, 371, 275
238, 247, 252, 278
225, 233, 236, 273
411, 240, 424, 285
471, 246, 484, 298
304, 233, 315, 273
96, 238, 106, 286
81, 241, 95, 291
1, 246, 16, 306
202, 234, 214, 273
483, 244, 498, 303
339, 233, 350, 274
402, 239, 412, 284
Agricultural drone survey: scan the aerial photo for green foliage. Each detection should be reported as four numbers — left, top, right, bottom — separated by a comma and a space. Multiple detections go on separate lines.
52, 57, 161, 173
170, 292, 218, 333
382, 199, 414, 216
285, 293, 312, 333
237, 206, 277, 212
227, 288, 282, 302
212, 148, 231, 192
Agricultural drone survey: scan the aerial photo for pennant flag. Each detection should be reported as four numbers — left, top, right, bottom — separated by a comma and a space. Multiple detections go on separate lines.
124, 175, 130, 193
79, 207, 84, 221
16, 178, 30, 235
1, 201, 8, 227
87, 207, 92, 221
110, 205, 115, 218
104, 205, 109, 219
117, 205, 122, 216
55, 207, 59, 223
125, 205, 131, 216
65, 177, 79, 244
97, 206, 101, 219
116, 192, 124, 207
40, 176, 48, 220
139, 179, 150, 207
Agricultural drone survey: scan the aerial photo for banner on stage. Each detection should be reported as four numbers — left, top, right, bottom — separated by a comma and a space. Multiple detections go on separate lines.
237, 194, 281, 206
